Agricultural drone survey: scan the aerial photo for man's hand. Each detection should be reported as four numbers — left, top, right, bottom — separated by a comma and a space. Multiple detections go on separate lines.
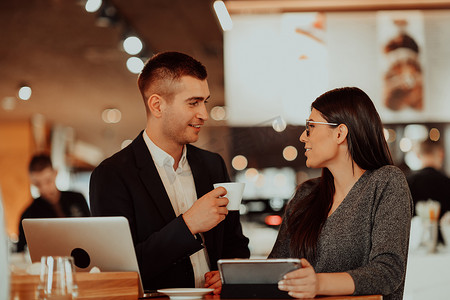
182, 187, 229, 234
205, 270, 222, 295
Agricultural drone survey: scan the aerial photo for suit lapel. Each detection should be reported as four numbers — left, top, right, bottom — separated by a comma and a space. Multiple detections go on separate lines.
132, 132, 176, 224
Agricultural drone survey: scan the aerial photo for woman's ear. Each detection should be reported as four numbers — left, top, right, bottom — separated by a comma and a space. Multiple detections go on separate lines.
147, 94, 163, 118
336, 124, 348, 144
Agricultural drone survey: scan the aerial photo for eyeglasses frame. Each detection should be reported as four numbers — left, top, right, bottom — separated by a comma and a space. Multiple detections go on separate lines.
305, 120, 339, 137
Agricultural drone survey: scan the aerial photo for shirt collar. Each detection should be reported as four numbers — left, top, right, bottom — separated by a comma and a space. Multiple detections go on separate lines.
143, 130, 187, 171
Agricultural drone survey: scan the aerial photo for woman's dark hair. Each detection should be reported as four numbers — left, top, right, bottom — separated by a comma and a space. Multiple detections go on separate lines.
287, 87, 393, 260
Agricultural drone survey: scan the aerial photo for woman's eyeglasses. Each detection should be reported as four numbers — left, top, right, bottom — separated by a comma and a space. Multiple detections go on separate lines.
305, 120, 339, 137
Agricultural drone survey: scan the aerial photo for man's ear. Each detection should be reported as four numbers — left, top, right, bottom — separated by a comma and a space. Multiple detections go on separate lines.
147, 94, 163, 118
336, 124, 348, 144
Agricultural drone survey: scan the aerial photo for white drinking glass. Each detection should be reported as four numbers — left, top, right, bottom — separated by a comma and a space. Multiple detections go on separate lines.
37, 256, 78, 299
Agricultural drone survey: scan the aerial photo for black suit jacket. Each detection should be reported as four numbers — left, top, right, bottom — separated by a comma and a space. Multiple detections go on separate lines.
89, 132, 250, 289
17, 191, 90, 252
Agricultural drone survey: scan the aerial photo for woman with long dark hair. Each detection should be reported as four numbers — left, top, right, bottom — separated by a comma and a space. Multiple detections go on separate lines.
269, 87, 412, 300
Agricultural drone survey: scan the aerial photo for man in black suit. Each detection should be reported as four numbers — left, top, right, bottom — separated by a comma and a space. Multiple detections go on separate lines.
89, 52, 250, 293
407, 138, 450, 244
18, 154, 90, 252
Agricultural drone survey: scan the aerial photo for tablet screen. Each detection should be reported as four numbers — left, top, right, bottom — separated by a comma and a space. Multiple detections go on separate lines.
218, 258, 301, 284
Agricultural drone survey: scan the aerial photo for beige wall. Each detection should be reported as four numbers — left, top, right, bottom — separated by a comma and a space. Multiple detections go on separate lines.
0, 121, 34, 238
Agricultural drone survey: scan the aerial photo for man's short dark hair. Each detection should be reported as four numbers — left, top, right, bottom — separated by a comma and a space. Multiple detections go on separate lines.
137, 51, 207, 106
419, 139, 443, 156
29, 154, 53, 173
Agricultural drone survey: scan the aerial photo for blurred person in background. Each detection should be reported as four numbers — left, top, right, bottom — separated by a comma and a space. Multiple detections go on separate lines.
17, 154, 90, 252
90, 52, 249, 293
269, 87, 412, 300
407, 139, 450, 244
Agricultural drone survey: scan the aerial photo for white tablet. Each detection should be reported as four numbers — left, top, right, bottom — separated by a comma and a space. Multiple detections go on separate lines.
218, 258, 301, 284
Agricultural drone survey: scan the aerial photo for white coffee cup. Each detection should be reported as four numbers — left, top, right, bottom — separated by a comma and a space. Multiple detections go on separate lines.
213, 182, 245, 211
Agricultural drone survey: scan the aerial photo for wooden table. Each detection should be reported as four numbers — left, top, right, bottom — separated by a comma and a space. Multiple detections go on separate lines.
157, 295, 382, 300
10, 272, 140, 299
10, 272, 382, 300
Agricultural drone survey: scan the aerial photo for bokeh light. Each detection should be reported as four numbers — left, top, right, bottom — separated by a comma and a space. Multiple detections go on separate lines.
126, 57, 144, 74
210, 106, 227, 121
272, 117, 287, 132
85, 0, 102, 13
429, 128, 440, 141
123, 36, 143, 55
18, 86, 32, 100
102, 108, 122, 123
399, 137, 413, 152
232, 155, 248, 170
282, 146, 298, 161
244, 168, 259, 181
121, 139, 133, 149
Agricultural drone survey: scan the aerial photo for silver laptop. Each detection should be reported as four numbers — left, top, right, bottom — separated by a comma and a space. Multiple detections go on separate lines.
22, 216, 154, 298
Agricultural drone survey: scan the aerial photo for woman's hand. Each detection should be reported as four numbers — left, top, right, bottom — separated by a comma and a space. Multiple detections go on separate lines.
277, 259, 319, 299
204, 270, 222, 295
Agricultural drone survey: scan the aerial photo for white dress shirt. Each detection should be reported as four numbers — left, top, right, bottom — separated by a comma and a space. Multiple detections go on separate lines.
143, 131, 210, 287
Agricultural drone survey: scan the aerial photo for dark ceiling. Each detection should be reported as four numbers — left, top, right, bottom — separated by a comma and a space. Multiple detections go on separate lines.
0, 0, 225, 162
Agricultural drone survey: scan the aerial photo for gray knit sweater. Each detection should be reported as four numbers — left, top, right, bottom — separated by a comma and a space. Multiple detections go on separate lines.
269, 165, 413, 300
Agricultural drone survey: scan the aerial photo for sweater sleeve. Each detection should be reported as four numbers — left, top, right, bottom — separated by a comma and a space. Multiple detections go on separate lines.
347, 166, 413, 296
